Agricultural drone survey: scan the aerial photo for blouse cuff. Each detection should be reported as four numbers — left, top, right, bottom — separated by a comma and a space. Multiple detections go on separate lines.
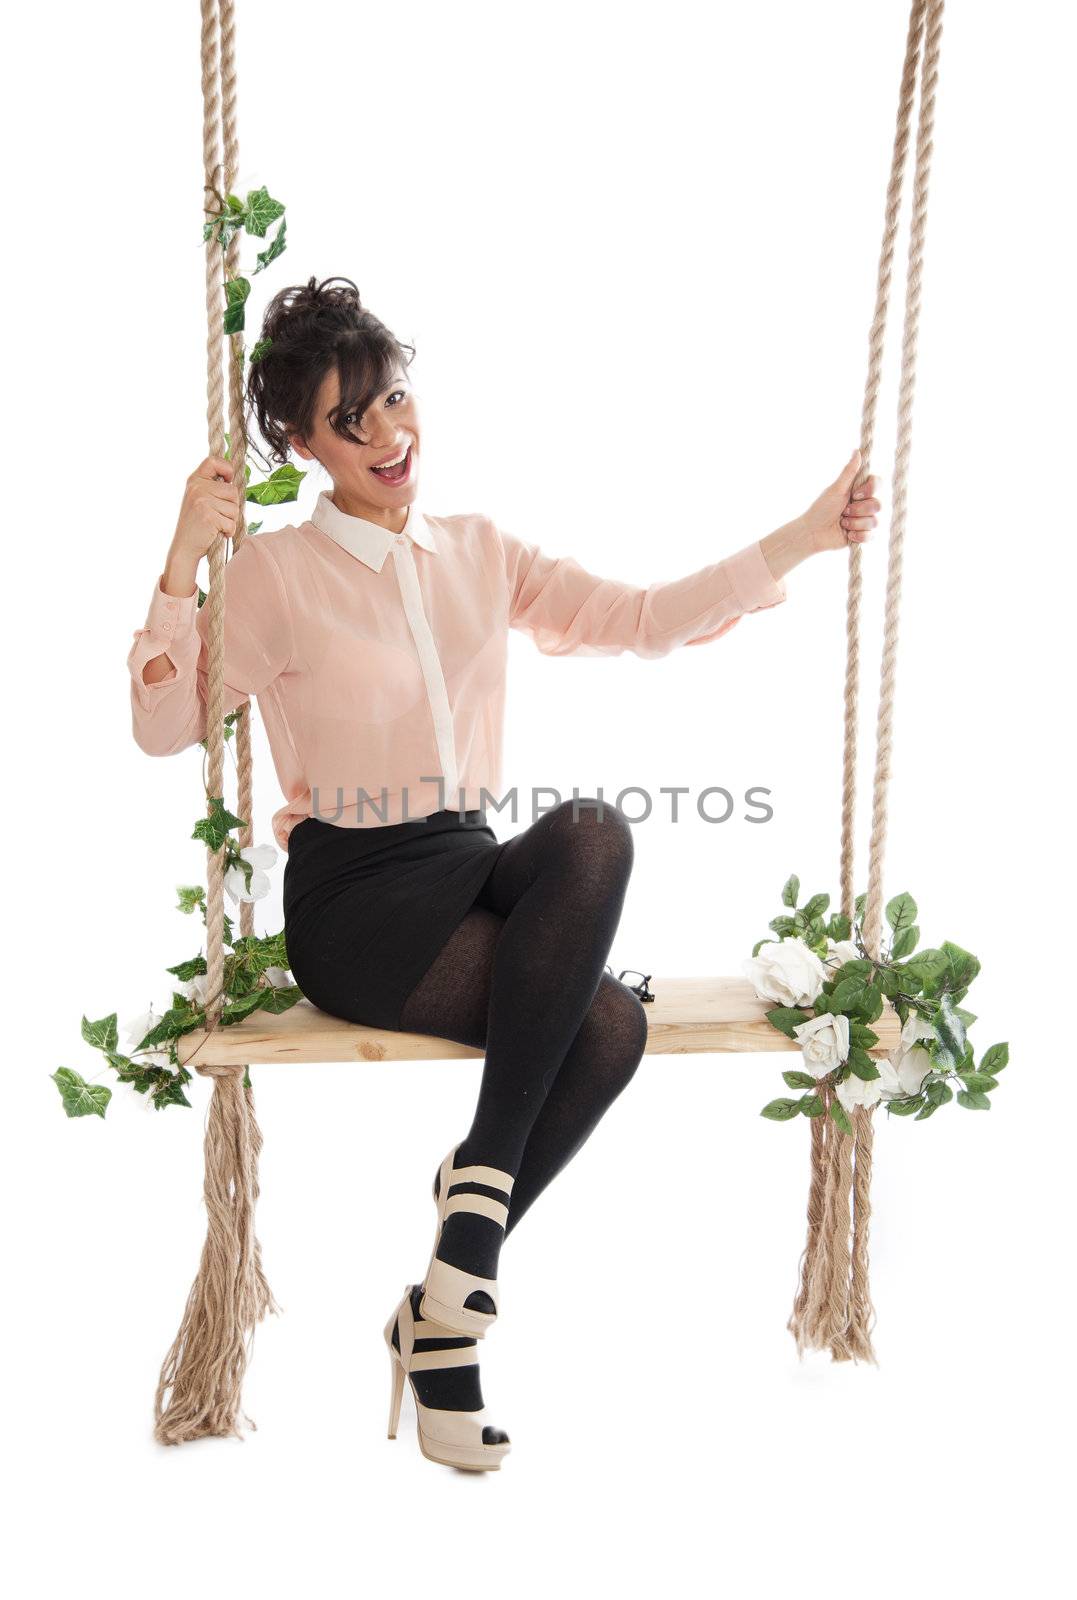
144, 573, 200, 642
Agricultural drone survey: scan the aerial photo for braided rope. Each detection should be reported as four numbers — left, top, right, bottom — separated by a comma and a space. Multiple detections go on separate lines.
791, 0, 945, 1365
219, 0, 256, 941
200, 0, 229, 1029
860, 0, 945, 960
153, 0, 273, 1447
840, 0, 929, 920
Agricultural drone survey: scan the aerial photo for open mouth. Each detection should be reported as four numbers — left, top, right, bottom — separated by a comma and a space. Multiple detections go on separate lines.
370, 444, 413, 485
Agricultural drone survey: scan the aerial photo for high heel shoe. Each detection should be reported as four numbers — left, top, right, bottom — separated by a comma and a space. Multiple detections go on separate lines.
384, 1285, 511, 1472
421, 1145, 515, 1337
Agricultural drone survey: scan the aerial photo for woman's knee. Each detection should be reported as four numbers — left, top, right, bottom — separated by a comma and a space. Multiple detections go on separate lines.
583, 975, 649, 1091
547, 796, 635, 877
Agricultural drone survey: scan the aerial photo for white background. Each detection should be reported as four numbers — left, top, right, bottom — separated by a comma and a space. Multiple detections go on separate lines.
5, 1, 1073, 1594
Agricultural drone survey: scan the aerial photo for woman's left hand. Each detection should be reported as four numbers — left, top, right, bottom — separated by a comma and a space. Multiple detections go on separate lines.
801, 447, 882, 553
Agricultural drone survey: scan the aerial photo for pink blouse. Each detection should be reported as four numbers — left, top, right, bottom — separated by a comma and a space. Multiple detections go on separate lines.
127, 490, 788, 851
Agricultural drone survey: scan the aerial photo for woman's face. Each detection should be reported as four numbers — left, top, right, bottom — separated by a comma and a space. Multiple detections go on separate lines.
288, 364, 421, 525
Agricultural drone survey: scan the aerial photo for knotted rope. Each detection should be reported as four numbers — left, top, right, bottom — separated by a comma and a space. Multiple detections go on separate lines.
788, 0, 945, 1363
154, 0, 275, 1446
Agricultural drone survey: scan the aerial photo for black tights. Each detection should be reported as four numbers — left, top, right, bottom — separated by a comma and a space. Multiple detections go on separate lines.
399, 798, 649, 1245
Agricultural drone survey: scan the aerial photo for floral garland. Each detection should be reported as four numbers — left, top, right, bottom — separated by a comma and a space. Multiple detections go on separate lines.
745, 876, 1009, 1135
52, 180, 307, 1120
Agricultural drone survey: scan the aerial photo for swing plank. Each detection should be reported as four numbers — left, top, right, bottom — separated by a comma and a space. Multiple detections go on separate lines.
176, 976, 902, 1069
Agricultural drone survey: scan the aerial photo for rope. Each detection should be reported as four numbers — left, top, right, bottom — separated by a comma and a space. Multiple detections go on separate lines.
790, 0, 946, 1364
839, 0, 929, 921
153, 0, 274, 1446
860, 0, 945, 959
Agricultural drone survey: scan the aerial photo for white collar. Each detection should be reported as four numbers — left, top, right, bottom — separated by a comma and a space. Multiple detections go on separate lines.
309, 489, 438, 573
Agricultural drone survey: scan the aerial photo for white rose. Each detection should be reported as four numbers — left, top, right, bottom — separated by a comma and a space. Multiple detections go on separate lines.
122, 1007, 171, 1069
792, 1011, 850, 1076
183, 972, 210, 1008
836, 1071, 883, 1115
824, 939, 862, 970
263, 965, 292, 988
224, 843, 278, 905
884, 1012, 937, 1097
743, 938, 827, 1008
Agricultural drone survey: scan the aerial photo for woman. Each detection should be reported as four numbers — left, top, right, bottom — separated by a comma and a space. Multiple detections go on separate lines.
128, 275, 880, 1472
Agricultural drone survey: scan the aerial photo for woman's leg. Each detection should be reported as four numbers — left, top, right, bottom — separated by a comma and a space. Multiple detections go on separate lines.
398, 798, 648, 1294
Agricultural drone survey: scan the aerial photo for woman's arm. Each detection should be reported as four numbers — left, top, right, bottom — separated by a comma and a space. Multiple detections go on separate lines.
127, 535, 293, 756
492, 449, 881, 661
139, 546, 202, 686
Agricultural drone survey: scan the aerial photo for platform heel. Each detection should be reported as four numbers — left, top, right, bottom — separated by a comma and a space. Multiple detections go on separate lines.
383, 1285, 511, 1472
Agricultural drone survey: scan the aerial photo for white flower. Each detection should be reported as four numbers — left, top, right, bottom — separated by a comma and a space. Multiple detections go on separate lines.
824, 939, 862, 970
183, 972, 210, 1008
122, 1007, 171, 1069
743, 938, 827, 1008
224, 843, 278, 905
263, 965, 292, 988
792, 1012, 850, 1077
884, 1012, 937, 1098
836, 1071, 884, 1115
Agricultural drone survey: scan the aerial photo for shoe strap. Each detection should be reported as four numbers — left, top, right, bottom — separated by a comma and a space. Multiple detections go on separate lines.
449, 1161, 515, 1194
444, 1191, 509, 1229
409, 1344, 479, 1371
426, 1256, 499, 1313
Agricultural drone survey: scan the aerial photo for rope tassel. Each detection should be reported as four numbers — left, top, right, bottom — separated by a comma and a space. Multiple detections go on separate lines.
154, 1064, 278, 1445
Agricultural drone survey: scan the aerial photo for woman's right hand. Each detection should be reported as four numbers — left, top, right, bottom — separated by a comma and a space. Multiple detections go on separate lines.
171, 454, 245, 561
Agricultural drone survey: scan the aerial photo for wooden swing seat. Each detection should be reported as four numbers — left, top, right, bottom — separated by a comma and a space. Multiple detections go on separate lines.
176, 976, 902, 1069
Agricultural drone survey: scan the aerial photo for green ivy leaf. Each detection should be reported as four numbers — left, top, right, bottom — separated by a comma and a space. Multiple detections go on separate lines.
782, 1069, 818, 1089
849, 1022, 879, 1049
246, 463, 307, 506
81, 1012, 118, 1054
827, 913, 852, 942
781, 875, 800, 910
152, 1078, 193, 1111
803, 893, 830, 920
259, 983, 302, 1014
800, 1093, 826, 1118
253, 215, 287, 274
243, 185, 286, 237
223, 274, 252, 334
956, 1088, 991, 1110
52, 1068, 111, 1119
192, 795, 248, 852
768, 915, 796, 938
166, 954, 208, 982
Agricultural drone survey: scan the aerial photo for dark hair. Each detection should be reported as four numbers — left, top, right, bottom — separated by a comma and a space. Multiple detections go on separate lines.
246, 275, 416, 469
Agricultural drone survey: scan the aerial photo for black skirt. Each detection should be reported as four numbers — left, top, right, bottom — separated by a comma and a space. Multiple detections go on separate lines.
282, 808, 506, 1032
